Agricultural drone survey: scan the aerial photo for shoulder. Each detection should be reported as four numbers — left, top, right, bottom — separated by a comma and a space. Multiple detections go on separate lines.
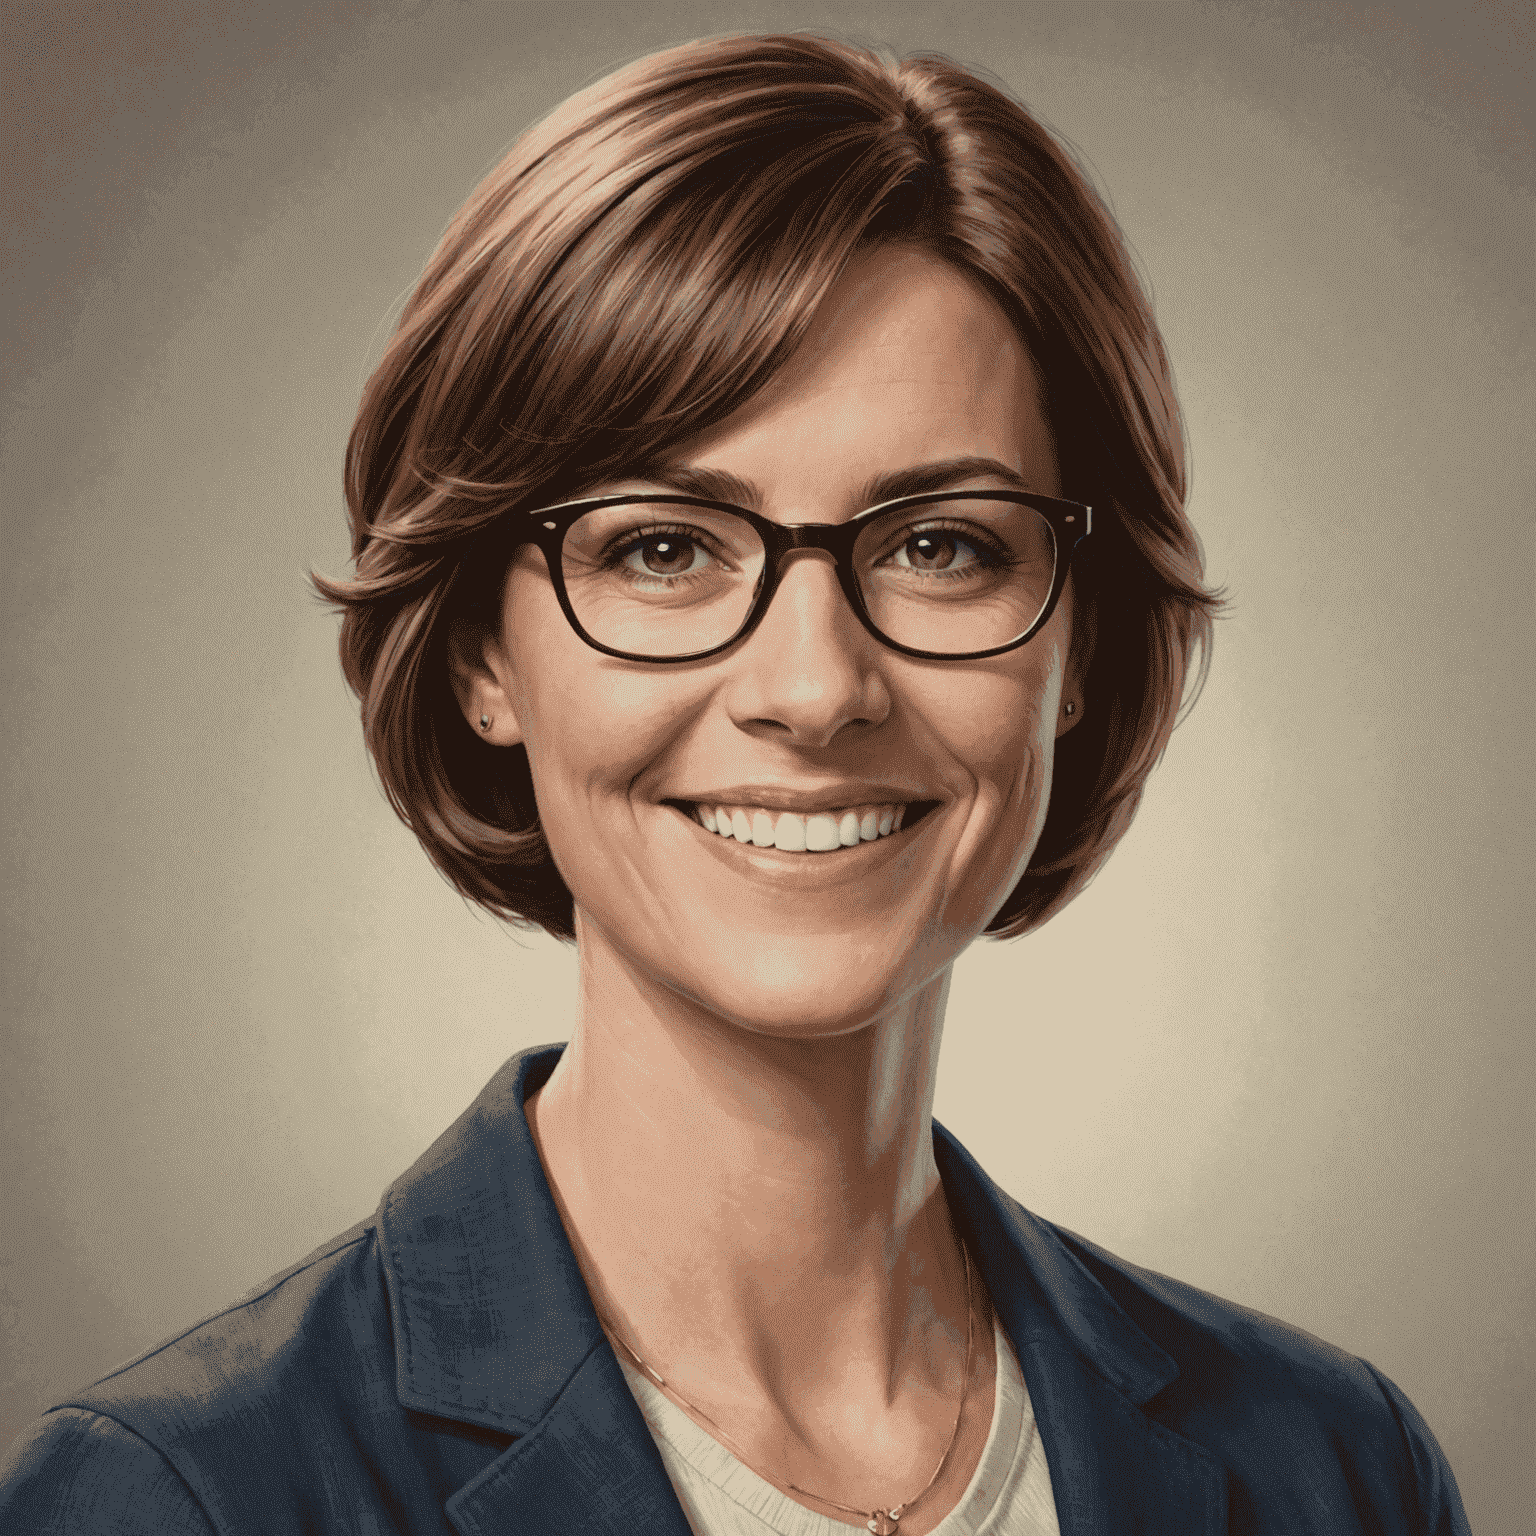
1043, 1220, 1469, 1533
1047, 1218, 1380, 1399
0, 1221, 390, 1533
68, 1219, 383, 1440
0, 1410, 214, 1535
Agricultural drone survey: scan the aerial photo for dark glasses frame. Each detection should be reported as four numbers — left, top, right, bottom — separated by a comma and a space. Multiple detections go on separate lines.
515, 488, 1093, 663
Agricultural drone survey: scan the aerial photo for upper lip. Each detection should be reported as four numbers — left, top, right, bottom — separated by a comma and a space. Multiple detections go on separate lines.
666, 783, 940, 815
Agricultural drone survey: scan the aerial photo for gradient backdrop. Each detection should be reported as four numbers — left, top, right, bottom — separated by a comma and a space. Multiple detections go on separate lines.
4, 2, 1532, 1528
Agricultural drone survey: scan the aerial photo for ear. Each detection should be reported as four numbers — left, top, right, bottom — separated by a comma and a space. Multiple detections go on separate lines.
447, 617, 524, 747
1055, 581, 1096, 740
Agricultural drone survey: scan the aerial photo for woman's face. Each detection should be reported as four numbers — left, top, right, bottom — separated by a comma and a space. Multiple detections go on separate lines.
475, 245, 1082, 1037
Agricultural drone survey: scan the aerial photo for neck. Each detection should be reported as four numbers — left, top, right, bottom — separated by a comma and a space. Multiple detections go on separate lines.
528, 910, 961, 1406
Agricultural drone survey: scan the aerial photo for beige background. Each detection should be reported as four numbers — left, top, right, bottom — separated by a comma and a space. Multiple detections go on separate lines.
4, 1, 1531, 1528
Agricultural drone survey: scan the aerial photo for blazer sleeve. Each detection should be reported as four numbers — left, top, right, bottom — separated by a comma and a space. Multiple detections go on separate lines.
0, 1408, 216, 1536
1364, 1363, 1472, 1536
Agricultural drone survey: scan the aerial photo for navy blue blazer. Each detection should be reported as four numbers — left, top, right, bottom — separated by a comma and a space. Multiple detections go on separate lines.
1, 1044, 1468, 1534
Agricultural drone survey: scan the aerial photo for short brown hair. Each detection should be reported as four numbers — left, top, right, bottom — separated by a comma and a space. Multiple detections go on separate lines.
315, 32, 1220, 942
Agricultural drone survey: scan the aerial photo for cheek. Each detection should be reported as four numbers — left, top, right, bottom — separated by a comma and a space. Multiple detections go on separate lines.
922, 647, 1063, 932
926, 646, 1061, 801
500, 562, 692, 823
967, 682, 1056, 873
994, 656, 1065, 842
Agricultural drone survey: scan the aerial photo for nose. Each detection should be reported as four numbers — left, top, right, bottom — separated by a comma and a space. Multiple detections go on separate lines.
722, 550, 891, 749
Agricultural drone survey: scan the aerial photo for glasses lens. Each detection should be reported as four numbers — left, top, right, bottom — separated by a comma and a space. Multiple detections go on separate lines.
561, 502, 766, 658
853, 498, 1058, 655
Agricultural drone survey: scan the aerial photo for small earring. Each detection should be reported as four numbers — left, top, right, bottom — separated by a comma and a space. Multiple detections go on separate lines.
1064, 701, 1076, 717
479, 714, 491, 731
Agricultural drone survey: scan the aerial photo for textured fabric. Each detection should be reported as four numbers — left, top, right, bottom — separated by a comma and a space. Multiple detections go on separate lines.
618, 1313, 1060, 1535
0, 1043, 1470, 1535
0, 1412, 214, 1536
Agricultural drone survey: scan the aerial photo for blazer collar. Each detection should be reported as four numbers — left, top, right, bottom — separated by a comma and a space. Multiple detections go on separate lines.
932, 1128, 1226, 1534
378, 1044, 1224, 1535
378, 1043, 595, 1434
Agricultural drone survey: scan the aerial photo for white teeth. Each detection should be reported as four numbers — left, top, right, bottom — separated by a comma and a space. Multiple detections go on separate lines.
805, 814, 841, 852
696, 801, 917, 853
773, 813, 807, 852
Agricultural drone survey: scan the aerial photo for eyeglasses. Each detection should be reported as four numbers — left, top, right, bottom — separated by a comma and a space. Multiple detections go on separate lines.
514, 489, 1092, 663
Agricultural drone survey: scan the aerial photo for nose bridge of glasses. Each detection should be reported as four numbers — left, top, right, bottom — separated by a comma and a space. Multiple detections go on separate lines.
772, 520, 862, 562
758, 536, 865, 638
768, 541, 849, 601
747, 552, 881, 681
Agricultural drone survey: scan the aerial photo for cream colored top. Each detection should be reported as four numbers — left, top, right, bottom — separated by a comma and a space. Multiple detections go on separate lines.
617, 1315, 1060, 1536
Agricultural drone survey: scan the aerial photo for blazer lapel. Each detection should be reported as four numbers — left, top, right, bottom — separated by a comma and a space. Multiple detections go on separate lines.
377, 1044, 691, 1536
1020, 1336, 1227, 1536
446, 1342, 695, 1536
935, 1126, 1227, 1536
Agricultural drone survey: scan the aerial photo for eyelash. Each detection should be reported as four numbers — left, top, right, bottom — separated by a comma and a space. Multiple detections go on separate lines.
602, 523, 722, 564
880, 521, 1018, 573
592, 512, 1025, 584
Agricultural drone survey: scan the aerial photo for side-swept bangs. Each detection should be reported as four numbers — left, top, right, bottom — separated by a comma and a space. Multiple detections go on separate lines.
316, 32, 1221, 941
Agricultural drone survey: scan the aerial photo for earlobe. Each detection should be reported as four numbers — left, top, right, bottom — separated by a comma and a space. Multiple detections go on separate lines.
1054, 583, 1095, 740
447, 623, 524, 746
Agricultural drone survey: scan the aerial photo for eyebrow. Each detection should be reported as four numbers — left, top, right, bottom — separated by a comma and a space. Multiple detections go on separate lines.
615, 455, 1040, 512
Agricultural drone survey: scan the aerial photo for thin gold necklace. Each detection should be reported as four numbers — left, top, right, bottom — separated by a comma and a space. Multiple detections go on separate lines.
598, 1240, 975, 1536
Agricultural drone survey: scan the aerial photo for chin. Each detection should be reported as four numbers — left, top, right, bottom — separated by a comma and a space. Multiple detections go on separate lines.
659, 924, 956, 1041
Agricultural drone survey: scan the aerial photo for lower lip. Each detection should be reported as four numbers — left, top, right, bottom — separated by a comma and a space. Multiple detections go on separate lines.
670, 805, 935, 884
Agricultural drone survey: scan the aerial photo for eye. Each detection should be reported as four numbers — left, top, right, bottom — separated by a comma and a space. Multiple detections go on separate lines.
890, 527, 995, 574
618, 530, 712, 579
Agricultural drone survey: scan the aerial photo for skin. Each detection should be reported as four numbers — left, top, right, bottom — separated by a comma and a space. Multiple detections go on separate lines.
453, 244, 1087, 1532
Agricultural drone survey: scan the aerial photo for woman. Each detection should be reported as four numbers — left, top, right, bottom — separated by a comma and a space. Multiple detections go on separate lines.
0, 32, 1467, 1536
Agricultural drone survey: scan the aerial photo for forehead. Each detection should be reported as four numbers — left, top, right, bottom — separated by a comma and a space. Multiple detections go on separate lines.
663, 245, 1059, 512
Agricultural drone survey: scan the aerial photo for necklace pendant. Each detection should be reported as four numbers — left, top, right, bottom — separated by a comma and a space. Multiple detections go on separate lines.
868, 1514, 900, 1535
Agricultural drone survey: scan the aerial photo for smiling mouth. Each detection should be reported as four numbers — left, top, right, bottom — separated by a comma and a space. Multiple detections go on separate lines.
665, 799, 941, 853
